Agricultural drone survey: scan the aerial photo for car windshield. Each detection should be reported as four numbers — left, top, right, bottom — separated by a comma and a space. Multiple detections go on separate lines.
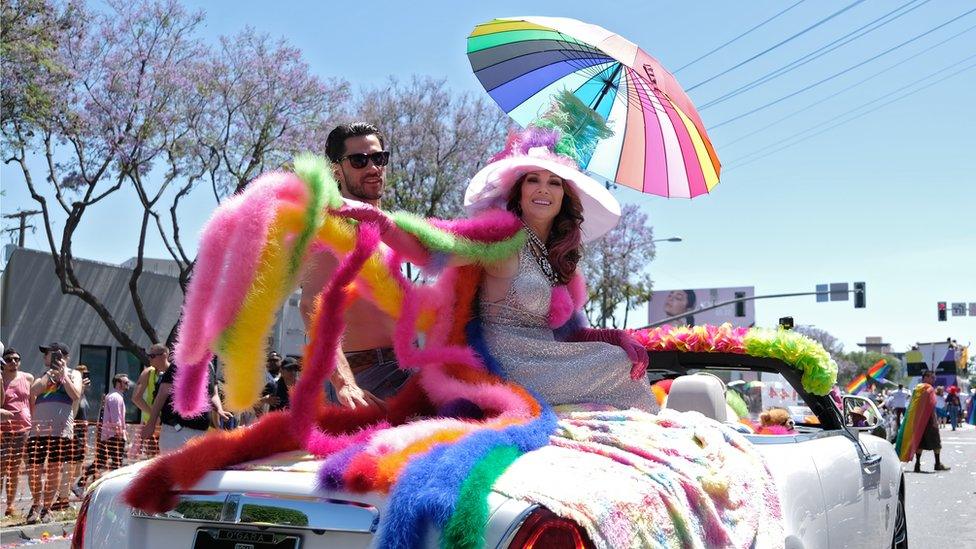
652, 368, 824, 432
843, 396, 883, 427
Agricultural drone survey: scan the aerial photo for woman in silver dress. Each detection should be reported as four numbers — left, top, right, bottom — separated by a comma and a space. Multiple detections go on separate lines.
461, 130, 657, 413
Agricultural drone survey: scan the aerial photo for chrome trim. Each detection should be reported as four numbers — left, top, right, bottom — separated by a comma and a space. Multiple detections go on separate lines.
744, 428, 848, 445
131, 491, 379, 534
193, 527, 302, 548
495, 504, 540, 549
861, 453, 882, 490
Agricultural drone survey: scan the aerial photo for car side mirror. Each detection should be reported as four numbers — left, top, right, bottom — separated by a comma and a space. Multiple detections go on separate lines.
842, 396, 879, 429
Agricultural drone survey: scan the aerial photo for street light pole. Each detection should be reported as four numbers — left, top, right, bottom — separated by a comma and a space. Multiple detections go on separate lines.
636, 286, 864, 330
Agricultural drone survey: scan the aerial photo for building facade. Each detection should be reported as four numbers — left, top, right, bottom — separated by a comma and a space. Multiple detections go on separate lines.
1, 246, 306, 421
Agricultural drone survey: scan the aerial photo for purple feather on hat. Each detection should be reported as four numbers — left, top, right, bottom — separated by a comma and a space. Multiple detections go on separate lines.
490, 127, 562, 163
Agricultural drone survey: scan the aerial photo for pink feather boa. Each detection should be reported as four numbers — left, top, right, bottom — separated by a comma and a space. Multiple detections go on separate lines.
390, 271, 532, 415
290, 223, 382, 454
631, 323, 749, 354
547, 272, 587, 328
175, 172, 308, 366
429, 209, 523, 241
173, 172, 309, 416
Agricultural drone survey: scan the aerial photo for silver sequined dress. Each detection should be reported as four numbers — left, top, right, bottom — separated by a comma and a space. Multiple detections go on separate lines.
480, 245, 657, 412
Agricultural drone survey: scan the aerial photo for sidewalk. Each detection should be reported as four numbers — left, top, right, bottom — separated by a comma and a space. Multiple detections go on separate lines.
0, 518, 76, 546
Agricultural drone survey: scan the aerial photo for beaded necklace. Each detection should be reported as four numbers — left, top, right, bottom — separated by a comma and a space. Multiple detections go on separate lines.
521, 222, 560, 286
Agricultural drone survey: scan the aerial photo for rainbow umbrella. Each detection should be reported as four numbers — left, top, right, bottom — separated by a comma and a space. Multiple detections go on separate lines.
846, 359, 891, 394
468, 16, 721, 199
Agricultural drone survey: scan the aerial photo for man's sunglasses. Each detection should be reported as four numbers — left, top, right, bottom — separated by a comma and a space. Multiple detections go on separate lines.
148, 352, 166, 358
340, 151, 390, 169
5, 356, 21, 362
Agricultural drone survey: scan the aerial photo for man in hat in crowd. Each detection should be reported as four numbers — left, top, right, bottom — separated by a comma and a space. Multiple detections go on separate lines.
255, 351, 284, 415
26, 342, 82, 523
132, 344, 168, 458
140, 345, 231, 455
264, 358, 301, 412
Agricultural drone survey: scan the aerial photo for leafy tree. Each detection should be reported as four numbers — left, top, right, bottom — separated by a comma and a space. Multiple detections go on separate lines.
151, 27, 349, 345
3, 0, 207, 359
0, 0, 74, 143
582, 204, 656, 328
2, 0, 347, 359
356, 76, 511, 218
843, 351, 904, 385
793, 325, 858, 380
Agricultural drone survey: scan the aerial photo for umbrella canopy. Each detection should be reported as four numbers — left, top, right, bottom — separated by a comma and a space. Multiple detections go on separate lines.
468, 16, 721, 199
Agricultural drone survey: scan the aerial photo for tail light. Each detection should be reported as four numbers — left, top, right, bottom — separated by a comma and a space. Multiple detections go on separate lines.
508, 507, 594, 549
70, 491, 93, 549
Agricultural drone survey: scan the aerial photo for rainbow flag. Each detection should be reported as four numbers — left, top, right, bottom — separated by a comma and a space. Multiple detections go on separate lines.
845, 359, 890, 394
895, 383, 936, 461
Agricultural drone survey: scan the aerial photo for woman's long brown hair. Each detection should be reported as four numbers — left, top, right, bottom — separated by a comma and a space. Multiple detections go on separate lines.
506, 173, 583, 284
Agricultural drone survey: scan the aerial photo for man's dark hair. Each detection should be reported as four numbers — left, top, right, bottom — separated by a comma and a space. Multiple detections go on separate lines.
325, 122, 385, 163
2, 347, 17, 357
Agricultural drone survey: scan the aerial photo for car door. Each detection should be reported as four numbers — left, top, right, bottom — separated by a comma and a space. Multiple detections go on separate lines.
842, 395, 889, 541
808, 428, 881, 548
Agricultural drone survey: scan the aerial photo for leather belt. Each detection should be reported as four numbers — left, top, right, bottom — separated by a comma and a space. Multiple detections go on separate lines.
344, 347, 396, 374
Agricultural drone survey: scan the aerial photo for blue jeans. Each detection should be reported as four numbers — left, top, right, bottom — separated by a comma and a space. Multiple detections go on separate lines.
947, 404, 961, 430
326, 350, 409, 404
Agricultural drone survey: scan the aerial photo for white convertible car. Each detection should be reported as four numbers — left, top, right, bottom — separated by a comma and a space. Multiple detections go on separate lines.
72, 351, 905, 549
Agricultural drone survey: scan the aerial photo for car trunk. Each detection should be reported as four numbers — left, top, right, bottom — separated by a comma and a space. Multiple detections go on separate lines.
122, 466, 382, 549
101, 452, 528, 549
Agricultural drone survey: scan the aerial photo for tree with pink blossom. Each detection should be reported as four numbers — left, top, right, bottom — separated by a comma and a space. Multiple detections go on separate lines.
581, 203, 657, 328
356, 76, 511, 218
2, 0, 348, 360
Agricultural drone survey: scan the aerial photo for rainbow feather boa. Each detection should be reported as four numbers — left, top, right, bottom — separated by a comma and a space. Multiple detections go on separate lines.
131, 154, 562, 547
125, 155, 792, 548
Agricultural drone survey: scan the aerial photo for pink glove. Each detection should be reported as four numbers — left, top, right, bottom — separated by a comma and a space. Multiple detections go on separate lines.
569, 328, 649, 381
335, 202, 392, 234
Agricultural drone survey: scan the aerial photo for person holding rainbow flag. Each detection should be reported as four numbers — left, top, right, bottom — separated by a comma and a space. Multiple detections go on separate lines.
895, 370, 950, 473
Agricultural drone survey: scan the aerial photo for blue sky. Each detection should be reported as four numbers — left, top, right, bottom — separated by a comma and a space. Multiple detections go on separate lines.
2, 0, 974, 354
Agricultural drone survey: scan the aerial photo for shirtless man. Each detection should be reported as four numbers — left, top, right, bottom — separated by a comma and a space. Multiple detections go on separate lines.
300, 122, 428, 409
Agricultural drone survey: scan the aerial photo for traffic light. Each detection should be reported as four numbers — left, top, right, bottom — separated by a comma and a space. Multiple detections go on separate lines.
938, 302, 947, 322
853, 282, 866, 309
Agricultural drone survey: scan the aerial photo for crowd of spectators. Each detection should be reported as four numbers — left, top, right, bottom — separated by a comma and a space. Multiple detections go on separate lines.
0, 340, 300, 524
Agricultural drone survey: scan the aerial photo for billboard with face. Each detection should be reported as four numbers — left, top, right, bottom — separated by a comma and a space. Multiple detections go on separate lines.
647, 286, 756, 327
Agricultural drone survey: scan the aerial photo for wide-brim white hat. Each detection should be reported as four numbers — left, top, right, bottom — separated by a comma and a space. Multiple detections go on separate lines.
464, 147, 621, 243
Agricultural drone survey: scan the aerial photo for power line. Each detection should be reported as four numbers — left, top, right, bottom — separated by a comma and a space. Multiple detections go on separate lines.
674, 0, 806, 74
2, 210, 41, 247
726, 54, 976, 167
709, 6, 976, 130
720, 21, 976, 149
700, 0, 930, 110
686, 0, 867, 92
725, 61, 976, 171
723, 54, 976, 171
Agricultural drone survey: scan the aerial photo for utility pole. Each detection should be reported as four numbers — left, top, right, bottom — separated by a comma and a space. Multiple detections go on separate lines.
2, 210, 41, 247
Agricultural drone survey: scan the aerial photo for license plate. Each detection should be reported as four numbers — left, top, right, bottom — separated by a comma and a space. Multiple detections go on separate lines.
193, 527, 301, 549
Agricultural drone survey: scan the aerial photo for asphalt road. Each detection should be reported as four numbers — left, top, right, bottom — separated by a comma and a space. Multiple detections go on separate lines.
904, 423, 976, 546
6, 425, 974, 548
